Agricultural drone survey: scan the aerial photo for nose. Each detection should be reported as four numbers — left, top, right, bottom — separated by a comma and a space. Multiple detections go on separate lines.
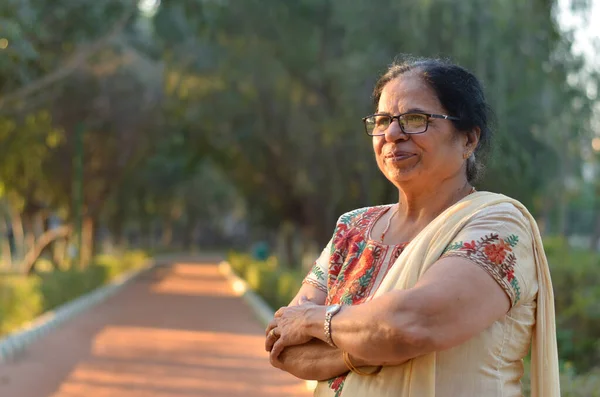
384, 118, 409, 143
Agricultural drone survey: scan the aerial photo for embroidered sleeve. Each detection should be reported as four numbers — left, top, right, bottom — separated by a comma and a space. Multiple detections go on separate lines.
302, 238, 331, 293
301, 207, 372, 294
441, 203, 537, 307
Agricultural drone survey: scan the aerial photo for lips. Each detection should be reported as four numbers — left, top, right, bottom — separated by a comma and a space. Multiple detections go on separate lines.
384, 151, 415, 161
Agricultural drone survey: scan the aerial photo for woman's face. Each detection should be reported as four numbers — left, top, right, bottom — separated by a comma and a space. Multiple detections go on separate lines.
373, 73, 475, 190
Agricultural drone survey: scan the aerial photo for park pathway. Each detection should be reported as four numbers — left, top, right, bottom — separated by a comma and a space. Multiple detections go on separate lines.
0, 255, 311, 397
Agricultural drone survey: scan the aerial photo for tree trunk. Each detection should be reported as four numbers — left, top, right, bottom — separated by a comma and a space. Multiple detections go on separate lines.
277, 221, 296, 269
182, 217, 196, 250
80, 216, 94, 267
0, 213, 10, 270
589, 183, 600, 251
52, 238, 68, 270
161, 217, 173, 247
111, 214, 126, 251
23, 226, 72, 274
11, 209, 25, 261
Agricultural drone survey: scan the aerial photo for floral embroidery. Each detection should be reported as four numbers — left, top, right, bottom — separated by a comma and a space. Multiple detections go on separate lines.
310, 263, 326, 281
328, 375, 346, 397
443, 233, 521, 304
322, 205, 407, 395
303, 278, 327, 293
326, 207, 386, 295
483, 239, 512, 264
329, 242, 386, 305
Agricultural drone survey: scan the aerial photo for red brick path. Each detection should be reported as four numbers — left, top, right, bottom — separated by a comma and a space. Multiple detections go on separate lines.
0, 256, 312, 397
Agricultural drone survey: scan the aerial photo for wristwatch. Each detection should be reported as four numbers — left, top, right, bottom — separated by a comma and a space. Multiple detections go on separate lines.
324, 304, 342, 347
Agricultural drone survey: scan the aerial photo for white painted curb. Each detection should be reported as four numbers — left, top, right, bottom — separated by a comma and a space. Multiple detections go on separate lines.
217, 260, 318, 392
0, 260, 157, 363
217, 260, 275, 326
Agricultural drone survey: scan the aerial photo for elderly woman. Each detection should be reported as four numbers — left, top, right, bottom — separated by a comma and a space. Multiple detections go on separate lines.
264, 57, 560, 397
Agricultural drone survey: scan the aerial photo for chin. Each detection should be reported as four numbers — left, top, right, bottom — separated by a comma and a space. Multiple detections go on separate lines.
382, 162, 420, 184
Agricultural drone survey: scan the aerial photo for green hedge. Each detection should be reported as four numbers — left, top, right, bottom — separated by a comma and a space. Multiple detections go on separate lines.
544, 237, 600, 373
0, 250, 148, 337
228, 252, 304, 309
0, 275, 43, 335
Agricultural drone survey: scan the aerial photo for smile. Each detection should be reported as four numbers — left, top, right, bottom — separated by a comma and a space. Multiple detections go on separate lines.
384, 153, 415, 162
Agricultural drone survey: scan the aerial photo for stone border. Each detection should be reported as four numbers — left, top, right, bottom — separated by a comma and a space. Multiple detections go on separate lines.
0, 260, 158, 363
217, 260, 318, 392
217, 260, 275, 326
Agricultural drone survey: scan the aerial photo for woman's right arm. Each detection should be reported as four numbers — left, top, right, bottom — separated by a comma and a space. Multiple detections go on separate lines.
270, 284, 405, 380
268, 233, 357, 380
269, 283, 345, 380
288, 283, 327, 306
272, 339, 348, 381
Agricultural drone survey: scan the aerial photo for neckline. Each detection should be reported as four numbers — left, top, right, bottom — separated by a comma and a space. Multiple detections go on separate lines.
366, 205, 410, 247
365, 189, 480, 247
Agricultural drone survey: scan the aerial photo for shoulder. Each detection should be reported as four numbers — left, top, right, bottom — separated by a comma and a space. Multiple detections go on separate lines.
467, 192, 534, 229
336, 205, 391, 228
331, 205, 391, 241
470, 201, 530, 228
457, 201, 534, 257
444, 200, 538, 306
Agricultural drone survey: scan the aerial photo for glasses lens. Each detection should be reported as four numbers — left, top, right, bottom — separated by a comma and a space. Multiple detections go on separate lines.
400, 114, 427, 133
365, 115, 391, 135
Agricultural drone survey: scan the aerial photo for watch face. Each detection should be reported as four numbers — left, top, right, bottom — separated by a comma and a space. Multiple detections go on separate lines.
327, 304, 341, 315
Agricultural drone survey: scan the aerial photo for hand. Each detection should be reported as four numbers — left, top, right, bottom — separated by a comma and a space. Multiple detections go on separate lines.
267, 300, 324, 360
265, 296, 316, 354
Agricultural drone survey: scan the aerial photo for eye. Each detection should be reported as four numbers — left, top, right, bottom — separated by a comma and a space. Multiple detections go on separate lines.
401, 114, 427, 132
375, 115, 391, 128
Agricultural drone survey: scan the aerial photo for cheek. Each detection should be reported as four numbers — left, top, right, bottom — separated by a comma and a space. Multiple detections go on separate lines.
372, 137, 384, 155
416, 132, 458, 159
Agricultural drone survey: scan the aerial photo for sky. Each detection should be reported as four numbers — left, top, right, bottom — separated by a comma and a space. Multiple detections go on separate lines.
556, 0, 600, 68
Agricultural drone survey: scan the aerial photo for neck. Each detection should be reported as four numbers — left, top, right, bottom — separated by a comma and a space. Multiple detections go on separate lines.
395, 176, 472, 224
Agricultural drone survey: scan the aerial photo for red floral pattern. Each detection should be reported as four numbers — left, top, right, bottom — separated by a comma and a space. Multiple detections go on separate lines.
442, 233, 521, 305
326, 207, 395, 305
328, 375, 346, 397
318, 206, 408, 394
483, 239, 511, 264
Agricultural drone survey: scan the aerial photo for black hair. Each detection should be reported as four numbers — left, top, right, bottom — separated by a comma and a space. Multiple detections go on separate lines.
373, 56, 493, 183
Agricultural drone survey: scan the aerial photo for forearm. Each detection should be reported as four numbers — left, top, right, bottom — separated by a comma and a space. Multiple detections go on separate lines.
307, 291, 432, 365
276, 339, 349, 381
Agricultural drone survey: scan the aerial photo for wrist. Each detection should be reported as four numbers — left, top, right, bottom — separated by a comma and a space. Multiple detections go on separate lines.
349, 353, 364, 367
306, 305, 327, 340
307, 305, 327, 340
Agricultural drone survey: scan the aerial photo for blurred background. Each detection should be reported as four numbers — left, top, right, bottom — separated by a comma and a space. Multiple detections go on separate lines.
0, 0, 599, 394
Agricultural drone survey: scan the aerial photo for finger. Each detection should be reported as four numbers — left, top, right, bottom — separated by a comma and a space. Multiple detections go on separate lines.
274, 306, 287, 318
265, 334, 275, 352
271, 338, 285, 360
265, 328, 279, 352
269, 352, 284, 369
265, 319, 278, 337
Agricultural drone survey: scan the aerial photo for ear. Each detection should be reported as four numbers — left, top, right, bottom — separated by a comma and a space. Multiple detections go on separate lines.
464, 126, 481, 154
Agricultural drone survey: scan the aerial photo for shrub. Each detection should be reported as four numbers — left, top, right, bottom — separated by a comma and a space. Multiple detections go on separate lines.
0, 275, 43, 334
226, 252, 304, 309
545, 236, 600, 372
37, 265, 109, 311
0, 250, 149, 337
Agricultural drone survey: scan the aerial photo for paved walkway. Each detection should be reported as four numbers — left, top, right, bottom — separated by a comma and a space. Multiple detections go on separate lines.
0, 255, 312, 397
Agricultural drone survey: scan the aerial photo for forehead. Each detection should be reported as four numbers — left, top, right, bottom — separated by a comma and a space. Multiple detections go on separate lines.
377, 73, 442, 113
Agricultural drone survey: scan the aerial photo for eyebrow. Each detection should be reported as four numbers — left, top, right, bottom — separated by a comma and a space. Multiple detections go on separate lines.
375, 107, 429, 115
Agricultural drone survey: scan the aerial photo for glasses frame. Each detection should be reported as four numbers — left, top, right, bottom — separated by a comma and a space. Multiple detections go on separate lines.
362, 112, 460, 136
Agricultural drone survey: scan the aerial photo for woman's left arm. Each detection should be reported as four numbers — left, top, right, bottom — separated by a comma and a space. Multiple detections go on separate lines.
270, 255, 511, 365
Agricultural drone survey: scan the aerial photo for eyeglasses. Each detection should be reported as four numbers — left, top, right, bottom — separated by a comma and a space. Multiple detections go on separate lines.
362, 112, 460, 136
